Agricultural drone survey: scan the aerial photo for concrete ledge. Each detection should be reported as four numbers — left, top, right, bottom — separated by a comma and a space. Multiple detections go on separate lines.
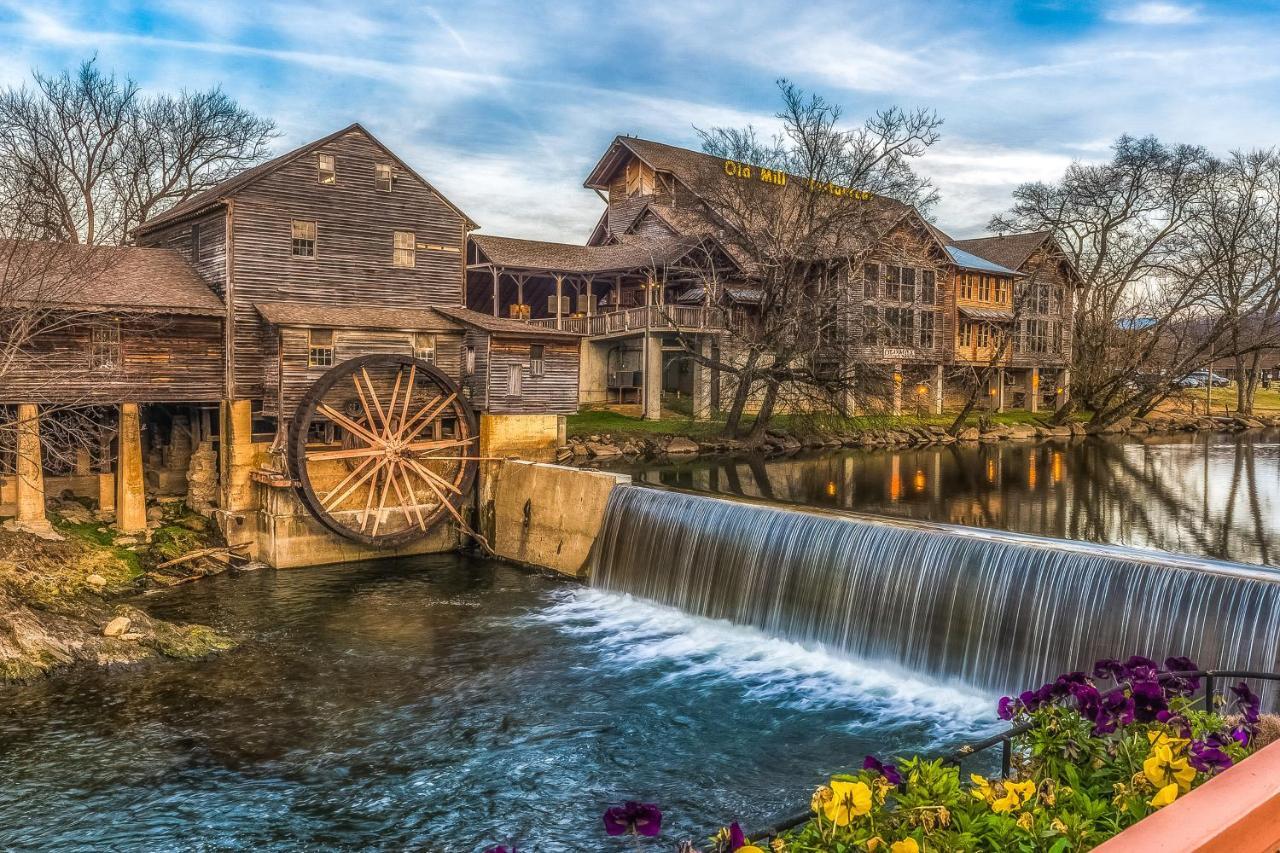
484, 460, 629, 578
1093, 738, 1280, 852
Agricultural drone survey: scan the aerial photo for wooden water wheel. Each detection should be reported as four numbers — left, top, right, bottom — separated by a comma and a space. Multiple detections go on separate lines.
287, 353, 479, 547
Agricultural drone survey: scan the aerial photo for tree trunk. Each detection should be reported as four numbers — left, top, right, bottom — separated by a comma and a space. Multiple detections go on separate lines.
746, 379, 780, 442
723, 352, 759, 436
1235, 353, 1248, 414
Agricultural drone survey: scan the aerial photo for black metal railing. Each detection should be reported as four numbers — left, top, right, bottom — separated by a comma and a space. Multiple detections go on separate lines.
743, 668, 1280, 842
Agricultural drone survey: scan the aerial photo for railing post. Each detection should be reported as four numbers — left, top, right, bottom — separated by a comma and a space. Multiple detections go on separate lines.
1204, 674, 1216, 710
1001, 738, 1011, 778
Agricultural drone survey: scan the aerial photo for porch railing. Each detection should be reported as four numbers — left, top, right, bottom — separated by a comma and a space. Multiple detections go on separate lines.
525, 305, 729, 336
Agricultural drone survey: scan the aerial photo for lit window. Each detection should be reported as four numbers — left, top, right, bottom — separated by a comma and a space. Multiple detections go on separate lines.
292, 220, 316, 257
308, 328, 334, 367
530, 344, 545, 377
394, 231, 416, 267
506, 363, 522, 397
89, 319, 121, 371
375, 163, 392, 192
414, 332, 436, 363
318, 153, 336, 185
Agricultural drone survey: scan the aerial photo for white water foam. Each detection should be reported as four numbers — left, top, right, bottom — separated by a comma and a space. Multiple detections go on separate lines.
525, 587, 997, 737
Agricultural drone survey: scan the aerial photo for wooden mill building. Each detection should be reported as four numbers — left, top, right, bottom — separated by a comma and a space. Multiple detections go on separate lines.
463, 135, 1079, 419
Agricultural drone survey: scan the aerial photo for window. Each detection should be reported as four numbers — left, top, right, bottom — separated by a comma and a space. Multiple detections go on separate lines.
862, 305, 880, 345
191, 223, 201, 261
863, 263, 879, 299
918, 310, 935, 349
506, 363, 522, 397
394, 230, 416, 267
977, 323, 992, 349
308, 328, 334, 367
464, 345, 476, 375
959, 322, 974, 349
375, 163, 393, 192
885, 307, 914, 346
89, 320, 121, 371
292, 220, 316, 257
921, 269, 935, 304
900, 267, 916, 303
318, 153, 336, 185
414, 332, 436, 363
530, 344, 545, 377
885, 265, 901, 300
960, 273, 974, 301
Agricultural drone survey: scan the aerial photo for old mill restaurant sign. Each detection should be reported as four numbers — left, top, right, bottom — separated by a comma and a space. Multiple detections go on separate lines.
723, 159, 874, 200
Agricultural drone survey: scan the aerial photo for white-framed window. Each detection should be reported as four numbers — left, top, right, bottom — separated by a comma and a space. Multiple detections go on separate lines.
394, 230, 416, 268
375, 163, 393, 192
506, 363, 522, 397
414, 332, 436, 363
530, 344, 545, 377
308, 328, 335, 367
89, 319, 121, 371
464, 345, 476, 375
318, 153, 336, 185
292, 220, 316, 257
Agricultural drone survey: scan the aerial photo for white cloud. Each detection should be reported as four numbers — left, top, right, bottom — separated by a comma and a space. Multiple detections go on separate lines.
1107, 2, 1202, 25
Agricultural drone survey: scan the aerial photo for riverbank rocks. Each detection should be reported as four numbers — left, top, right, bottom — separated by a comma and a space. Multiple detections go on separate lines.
561, 411, 1280, 468
102, 616, 132, 637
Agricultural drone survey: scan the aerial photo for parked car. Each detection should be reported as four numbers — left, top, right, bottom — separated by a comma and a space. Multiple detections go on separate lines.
1178, 370, 1230, 388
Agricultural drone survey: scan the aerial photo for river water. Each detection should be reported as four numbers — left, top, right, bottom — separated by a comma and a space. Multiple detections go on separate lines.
622, 430, 1280, 567
0, 556, 992, 852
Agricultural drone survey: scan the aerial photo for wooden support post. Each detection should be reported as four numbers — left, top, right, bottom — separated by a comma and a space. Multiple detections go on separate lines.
491, 267, 499, 318
13, 403, 55, 536
643, 332, 663, 421
1058, 368, 1071, 407
933, 364, 944, 416
554, 273, 563, 331
73, 447, 92, 476
692, 337, 712, 422
892, 364, 903, 416
996, 368, 1007, 413
1027, 368, 1040, 413
115, 402, 147, 534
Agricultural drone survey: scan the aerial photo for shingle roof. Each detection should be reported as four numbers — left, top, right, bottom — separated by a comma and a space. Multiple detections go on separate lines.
434, 305, 583, 339
945, 245, 1024, 276
255, 302, 461, 331
952, 231, 1052, 273
469, 233, 709, 274
2, 241, 224, 315
959, 306, 1017, 322
134, 123, 476, 236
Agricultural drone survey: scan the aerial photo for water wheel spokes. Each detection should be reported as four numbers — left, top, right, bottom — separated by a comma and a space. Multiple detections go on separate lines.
288, 354, 479, 547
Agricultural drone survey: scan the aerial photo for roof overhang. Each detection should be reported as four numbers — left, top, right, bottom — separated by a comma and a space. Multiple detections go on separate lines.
255, 302, 462, 332
959, 306, 1016, 322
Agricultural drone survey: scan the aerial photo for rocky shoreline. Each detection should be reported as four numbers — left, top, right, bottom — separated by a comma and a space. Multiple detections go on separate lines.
560, 412, 1280, 466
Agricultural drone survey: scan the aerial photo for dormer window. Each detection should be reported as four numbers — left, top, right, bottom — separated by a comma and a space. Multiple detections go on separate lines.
318, 153, 336, 185
375, 164, 392, 192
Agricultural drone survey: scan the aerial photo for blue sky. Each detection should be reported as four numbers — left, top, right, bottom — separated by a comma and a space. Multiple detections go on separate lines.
3, 0, 1280, 241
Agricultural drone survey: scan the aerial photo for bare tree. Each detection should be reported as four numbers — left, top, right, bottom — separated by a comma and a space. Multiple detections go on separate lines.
665, 80, 943, 439
0, 58, 275, 246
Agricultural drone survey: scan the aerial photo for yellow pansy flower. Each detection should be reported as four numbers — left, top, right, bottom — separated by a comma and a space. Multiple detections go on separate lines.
991, 791, 1020, 814
970, 773, 993, 801
1150, 783, 1179, 808
1148, 731, 1190, 754
866, 838, 884, 852
824, 780, 873, 826
1144, 743, 1196, 793
1006, 780, 1036, 804
737, 847, 766, 853
889, 839, 919, 853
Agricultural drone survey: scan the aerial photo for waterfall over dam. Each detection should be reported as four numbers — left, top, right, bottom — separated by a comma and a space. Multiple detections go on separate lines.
589, 485, 1280, 697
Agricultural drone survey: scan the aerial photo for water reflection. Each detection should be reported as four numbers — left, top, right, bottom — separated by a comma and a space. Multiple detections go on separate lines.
624, 430, 1280, 567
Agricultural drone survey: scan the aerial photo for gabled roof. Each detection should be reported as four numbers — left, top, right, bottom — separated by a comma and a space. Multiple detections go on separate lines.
2, 241, 224, 315
945, 245, 1024, 276
469, 232, 735, 276
952, 230, 1054, 273
134, 123, 476, 236
434, 305, 583, 340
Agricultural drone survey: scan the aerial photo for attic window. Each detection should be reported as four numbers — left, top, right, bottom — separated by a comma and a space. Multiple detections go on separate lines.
318, 153, 336, 185
624, 160, 654, 197
375, 163, 393, 192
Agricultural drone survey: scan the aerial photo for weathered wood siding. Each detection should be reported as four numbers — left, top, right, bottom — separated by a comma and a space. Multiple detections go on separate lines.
485, 339, 578, 414
1, 315, 224, 404
269, 327, 464, 418
853, 219, 952, 366
136, 209, 229, 300
229, 128, 467, 399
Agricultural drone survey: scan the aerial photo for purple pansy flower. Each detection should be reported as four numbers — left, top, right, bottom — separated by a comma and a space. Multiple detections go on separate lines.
1189, 740, 1234, 775
1124, 655, 1160, 680
603, 801, 663, 837
1230, 682, 1261, 726
1069, 682, 1102, 719
1131, 679, 1168, 723
1093, 658, 1127, 681
1232, 726, 1252, 747
863, 755, 903, 785
997, 695, 1016, 720
485, 847, 517, 853
1092, 687, 1135, 734
728, 822, 747, 850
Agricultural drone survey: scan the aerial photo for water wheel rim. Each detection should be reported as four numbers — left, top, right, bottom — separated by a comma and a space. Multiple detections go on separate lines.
287, 353, 478, 547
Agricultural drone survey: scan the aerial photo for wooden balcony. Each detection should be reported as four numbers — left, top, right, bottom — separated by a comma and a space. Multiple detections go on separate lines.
528, 305, 729, 339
